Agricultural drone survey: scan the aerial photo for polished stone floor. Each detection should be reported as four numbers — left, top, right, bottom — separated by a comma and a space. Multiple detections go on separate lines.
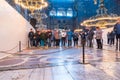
0, 45, 120, 80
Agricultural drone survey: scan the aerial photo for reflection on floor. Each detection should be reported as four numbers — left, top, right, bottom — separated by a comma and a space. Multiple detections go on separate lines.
0, 45, 120, 80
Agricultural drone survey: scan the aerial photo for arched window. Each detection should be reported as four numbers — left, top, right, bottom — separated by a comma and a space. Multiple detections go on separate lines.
67, 8, 73, 17
50, 8, 56, 16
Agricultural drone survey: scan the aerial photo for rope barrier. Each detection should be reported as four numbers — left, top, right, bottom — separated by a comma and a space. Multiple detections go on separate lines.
0, 41, 27, 54
0, 44, 18, 54
0, 40, 30, 54
0, 45, 18, 52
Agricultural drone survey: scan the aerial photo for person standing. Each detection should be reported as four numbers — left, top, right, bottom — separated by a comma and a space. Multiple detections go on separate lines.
28, 29, 34, 47
34, 30, 41, 47
61, 30, 67, 47
73, 32, 79, 47
40, 30, 47, 47
54, 30, 60, 47
95, 27, 103, 49
87, 28, 94, 48
67, 29, 73, 47
109, 31, 115, 46
113, 18, 120, 51
107, 32, 111, 45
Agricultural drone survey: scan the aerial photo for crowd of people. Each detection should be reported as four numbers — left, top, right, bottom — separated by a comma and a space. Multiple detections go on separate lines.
28, 27, 100, 49
28, 18, 120, 51
28, 29, 79, 48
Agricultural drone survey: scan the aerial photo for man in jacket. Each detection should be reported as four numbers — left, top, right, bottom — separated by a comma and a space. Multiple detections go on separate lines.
28, 29, 34, 47
114, 18, 120, 51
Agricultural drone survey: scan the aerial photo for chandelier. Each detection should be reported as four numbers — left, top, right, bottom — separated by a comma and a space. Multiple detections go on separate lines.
29, 10, 48, 29
14, 0, 48, 13
81, 0, 120, 28
29, 11, 47, 23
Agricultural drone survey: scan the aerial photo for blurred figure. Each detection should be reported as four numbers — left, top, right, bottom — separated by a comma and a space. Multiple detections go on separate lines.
54, 30, 60, 47
28, 29, 34, 47
113, 18, 120, 51
34, 30, 41, 47
67, 29, 73, 47
87, 28, 94, 47
61, 30, 67, 47
51, 30, 55, 47
46, 30, 52, 47
73, 32, 79, 47
109, 31, 115, 46
95, 27, 103, 49
107, 32, 111, 45
40, 30, 47, 47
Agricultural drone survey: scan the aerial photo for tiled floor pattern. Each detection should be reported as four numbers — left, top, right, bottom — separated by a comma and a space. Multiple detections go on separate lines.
0, 46, 120, 80
0, 63, 120, 80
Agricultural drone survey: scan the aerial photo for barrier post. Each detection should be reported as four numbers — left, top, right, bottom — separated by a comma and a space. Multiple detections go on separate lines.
82, 42, 85, 64
19, 41, 22, 52
28, 40, 30, 48
80, 32, 88, 64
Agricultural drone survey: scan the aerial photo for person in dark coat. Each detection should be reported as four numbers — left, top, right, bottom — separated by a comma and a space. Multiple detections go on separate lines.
87, 28, 94, 47
28, 29, 34, 47
34, 31, 41, 47
113, 18, 120, 50
109, 31, 115, 45
107, 32, 111, 45
73, 32, 79, 47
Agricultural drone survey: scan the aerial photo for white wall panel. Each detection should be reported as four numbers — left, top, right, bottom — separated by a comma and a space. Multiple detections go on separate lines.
0, 0, 34, 53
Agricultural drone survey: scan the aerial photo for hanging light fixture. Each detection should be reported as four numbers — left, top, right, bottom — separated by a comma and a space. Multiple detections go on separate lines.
29, 11, 47, 23
81, 0, 120, 28
14, 0, 48, 13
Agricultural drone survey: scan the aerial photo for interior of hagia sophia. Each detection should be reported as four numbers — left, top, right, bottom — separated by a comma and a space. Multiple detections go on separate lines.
0, 0, 120, 80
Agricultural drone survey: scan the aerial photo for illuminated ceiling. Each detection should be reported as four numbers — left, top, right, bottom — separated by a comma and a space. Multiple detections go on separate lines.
48, 0, 75, 8
5, 0, 120, 22
49, 0, 75, 3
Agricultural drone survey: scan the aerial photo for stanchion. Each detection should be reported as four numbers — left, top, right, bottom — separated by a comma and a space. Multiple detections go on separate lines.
80, 40, 88, 64
28, 40, 30, 48
80, 32, 89, 64
80, 41, 89, 64
82, 43, 85, 64
19, 41, 22, 52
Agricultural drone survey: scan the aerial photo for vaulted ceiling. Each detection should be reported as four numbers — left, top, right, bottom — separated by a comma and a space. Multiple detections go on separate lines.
5, 0, 120, 23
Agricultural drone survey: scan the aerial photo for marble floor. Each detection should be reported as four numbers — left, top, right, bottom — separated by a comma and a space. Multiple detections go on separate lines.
0, 45, 120, 80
